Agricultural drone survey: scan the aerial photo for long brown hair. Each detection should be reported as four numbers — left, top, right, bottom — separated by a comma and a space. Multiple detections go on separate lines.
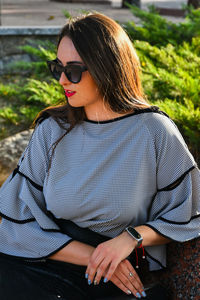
32, 13, 149, 167
33, 12, 149, 125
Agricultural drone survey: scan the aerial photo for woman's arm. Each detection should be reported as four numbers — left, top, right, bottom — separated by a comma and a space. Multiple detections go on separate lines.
133, 225, 171, 246
48, 224, 170, 266
48, 240, 95, 265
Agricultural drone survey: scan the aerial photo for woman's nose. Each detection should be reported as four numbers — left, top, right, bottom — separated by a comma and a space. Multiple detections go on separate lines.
59, 71, 70, 86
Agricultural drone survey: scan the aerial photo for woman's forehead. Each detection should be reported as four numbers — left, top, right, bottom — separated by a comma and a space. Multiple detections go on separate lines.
57, 36, 83, 65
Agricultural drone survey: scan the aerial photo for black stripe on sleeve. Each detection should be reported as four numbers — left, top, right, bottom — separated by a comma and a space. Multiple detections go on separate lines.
13, 169, 43, 192
0, 211, 35, 224
143, 249, 166, 269
0, 211, 67, 233
11, 165, 20, 180
158, 166, 195, 192
159, 214, 200, 225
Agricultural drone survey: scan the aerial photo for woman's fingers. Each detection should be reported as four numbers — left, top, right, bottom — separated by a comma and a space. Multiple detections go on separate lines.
102, 258, 120, 282
86, 242, 121, 284
110, 260, 146, 298
93, 257, 111, 284
110, 273, 134, 296
124, 259, 144, 291
111, 272, 146, 298
85, 235, 138, 285
86, 243, 115, 284
86, 252, 104, 284
93, 257, 121, 285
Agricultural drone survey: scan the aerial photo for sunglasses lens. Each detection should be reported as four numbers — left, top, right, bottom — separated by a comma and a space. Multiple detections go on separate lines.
65, 65, 82, 83
47, 61, 85, 83
49, 62, 62, 81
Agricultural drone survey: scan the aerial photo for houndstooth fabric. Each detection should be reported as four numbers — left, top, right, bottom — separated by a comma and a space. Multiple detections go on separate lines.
0, 110, 199, 270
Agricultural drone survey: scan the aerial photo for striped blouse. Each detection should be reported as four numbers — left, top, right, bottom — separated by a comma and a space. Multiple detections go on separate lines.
0, 108, 199, 271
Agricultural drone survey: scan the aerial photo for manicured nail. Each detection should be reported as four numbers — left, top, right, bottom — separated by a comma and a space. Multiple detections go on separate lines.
136, 292, 142, 298
127, 290, 132, 295
103, 278, 108, 283
85, 273, 88, 279
141, 291, 147, 297
94, 280, 98, 285
88, 279, 91, 285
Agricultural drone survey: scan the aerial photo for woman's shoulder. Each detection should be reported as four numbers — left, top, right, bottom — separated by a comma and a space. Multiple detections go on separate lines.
35, 113, 68, 135
141, 108, 182, 141
141, 108, 196, 164
32, 114, 69, 149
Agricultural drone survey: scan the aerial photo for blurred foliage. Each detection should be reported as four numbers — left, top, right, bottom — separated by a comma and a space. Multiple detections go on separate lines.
62, 9, 72, 19
0, 5, 199, 163
0, 42, 64, 139
124, 3, 200, 46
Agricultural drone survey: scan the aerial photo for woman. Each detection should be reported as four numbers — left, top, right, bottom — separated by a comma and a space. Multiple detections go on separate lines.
0, 13, 199, 300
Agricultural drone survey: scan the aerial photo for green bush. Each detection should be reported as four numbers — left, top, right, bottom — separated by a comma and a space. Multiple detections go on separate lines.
124, 3, 200, 46
0, 42, 62, 137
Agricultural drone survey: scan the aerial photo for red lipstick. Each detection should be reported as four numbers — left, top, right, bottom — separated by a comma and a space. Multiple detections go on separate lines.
64, 89, 76, 97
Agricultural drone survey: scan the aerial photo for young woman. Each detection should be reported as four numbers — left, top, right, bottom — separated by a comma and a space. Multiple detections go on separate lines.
0, 13, 199, 300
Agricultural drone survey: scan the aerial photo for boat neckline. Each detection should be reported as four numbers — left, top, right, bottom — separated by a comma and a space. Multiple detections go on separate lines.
83, 107, 163, 124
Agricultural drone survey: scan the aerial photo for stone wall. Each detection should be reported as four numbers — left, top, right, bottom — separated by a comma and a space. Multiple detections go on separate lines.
0, 26, 61, 75
0, 130, 33, 186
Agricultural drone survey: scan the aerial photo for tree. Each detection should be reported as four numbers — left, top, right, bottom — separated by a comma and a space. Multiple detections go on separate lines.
187, 0, 200, 8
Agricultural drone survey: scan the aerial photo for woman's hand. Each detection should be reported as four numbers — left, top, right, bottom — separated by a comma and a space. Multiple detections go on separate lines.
109, 259, 146, 298
85, 231, 138, 285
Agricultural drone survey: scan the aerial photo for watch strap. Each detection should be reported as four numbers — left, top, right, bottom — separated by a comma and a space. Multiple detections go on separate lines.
125, 226, 143, 247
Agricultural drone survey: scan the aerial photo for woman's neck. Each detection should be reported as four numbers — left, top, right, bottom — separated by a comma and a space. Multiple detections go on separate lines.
84, 102, 132, 122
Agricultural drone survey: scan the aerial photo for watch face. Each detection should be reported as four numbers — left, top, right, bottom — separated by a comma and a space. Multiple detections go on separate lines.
127, 227, 141, 240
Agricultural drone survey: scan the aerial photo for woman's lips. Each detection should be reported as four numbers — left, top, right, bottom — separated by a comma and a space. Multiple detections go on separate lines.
64, 89, 76, 97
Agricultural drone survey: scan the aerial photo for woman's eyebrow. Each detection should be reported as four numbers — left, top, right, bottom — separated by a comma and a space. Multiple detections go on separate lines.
67, 61, 83, 65
56, 58, 84, 65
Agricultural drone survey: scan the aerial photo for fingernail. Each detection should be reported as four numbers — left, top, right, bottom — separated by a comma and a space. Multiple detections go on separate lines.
85, 273, 88, 279
136, 292, 142, 298
127, 290, 132, 295
141, 291, 147, 297
88, 279, 91, 285
94, 280, 98, 285
103, 278, 108, 283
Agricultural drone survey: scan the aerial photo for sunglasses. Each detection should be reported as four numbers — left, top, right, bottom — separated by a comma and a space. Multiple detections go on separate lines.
47, 59, 88, 84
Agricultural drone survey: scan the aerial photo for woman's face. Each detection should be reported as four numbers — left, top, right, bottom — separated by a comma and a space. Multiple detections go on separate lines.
57, 36, 103, 115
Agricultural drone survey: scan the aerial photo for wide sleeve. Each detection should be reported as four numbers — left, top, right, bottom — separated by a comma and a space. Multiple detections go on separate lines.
0, 117, 73, 260
143, 114, 200, 270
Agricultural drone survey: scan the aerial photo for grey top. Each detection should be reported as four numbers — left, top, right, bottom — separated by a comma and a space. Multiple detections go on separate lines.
0, 109, 199, 271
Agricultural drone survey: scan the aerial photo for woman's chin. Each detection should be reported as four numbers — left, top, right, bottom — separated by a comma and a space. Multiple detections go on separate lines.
67, 98, 82, 108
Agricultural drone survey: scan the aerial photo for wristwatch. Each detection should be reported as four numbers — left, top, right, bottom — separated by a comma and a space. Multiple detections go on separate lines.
125, 226, 143, 247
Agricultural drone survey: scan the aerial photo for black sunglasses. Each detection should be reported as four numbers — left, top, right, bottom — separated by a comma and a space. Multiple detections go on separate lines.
47, 59, 88, 84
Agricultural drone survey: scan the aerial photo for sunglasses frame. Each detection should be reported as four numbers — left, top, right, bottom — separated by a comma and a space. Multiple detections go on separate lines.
47, 59, 88, 84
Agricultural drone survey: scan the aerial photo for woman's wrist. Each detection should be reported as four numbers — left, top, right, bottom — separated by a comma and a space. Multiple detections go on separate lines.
120, 231, 138, 250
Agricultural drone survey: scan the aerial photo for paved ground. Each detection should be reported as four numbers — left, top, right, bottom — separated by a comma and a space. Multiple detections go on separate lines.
1, 0, 187, 26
